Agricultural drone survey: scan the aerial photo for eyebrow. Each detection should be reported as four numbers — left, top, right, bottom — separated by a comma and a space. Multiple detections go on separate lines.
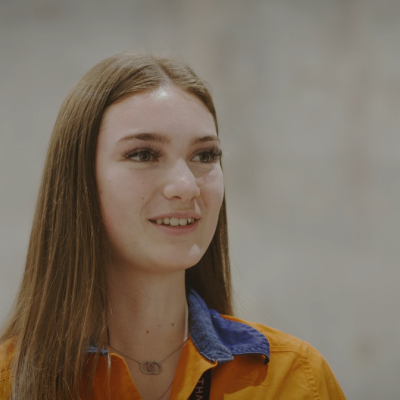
117, 132, 219, 146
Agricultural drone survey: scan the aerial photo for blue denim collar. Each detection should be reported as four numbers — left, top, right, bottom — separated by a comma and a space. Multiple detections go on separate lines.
88, 287, 270, 365
187, 287, 270, 365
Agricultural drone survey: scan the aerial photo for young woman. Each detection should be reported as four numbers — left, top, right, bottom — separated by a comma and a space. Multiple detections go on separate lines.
0, 52, 346, 400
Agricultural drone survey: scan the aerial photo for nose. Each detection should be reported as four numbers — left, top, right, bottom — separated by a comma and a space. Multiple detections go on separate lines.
163, 160, 200, 202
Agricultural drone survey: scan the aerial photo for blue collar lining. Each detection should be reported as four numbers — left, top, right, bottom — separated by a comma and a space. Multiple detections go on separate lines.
187, 287, 270, 365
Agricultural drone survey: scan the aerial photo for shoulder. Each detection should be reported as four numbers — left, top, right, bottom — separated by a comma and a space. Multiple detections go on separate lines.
221, 315, 346, 399
223, 313, 327, 360
222, 314, 313, 354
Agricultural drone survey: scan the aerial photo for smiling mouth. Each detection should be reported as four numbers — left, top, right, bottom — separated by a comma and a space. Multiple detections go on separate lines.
149, 217, 198, 227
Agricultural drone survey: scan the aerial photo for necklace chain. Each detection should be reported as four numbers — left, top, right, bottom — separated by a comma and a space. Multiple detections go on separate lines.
109, 335, 189, 375
108, 340, 187, 400
153, 378, 174, 400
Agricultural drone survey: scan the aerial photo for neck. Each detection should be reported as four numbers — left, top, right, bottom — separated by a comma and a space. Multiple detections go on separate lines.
107, 265, 188, 360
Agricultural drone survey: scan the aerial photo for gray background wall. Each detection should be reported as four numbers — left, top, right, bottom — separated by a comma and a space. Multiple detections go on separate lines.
1, 1, 399, 399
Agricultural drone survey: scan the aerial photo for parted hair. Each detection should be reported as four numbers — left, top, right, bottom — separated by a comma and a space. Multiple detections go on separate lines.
0, 52, 232, 399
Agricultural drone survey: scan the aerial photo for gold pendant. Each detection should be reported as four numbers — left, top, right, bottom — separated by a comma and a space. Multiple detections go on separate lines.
140, 361, 163, 374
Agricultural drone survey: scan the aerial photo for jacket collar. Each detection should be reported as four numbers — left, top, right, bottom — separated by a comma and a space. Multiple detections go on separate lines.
88, 287, 270, 365
187, 286, 270, 365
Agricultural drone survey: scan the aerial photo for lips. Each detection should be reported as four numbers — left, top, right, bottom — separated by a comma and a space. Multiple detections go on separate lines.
149, 217, 199, 235
151, 217, 197, 226
149, 212, 201, 235
149, 212, 201, 227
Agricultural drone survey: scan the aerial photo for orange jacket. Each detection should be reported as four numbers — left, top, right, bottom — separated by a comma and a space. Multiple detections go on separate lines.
0, 288, 346, 399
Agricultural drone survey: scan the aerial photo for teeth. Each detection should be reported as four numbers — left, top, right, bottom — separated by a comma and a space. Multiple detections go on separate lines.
154, 217, 195, 226
170, 217, 179, 226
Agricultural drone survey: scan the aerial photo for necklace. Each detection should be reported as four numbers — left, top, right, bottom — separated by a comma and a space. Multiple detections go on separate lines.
153, 378, 174, 400
109, 335, 189, 375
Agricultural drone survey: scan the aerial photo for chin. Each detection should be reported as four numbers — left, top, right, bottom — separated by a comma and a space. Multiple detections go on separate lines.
112, 242, 207, 274
147, 246, 205, 272
156, 254, 202, 272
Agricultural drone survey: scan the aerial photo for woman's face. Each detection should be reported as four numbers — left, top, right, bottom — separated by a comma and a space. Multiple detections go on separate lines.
96, 85, 224, 273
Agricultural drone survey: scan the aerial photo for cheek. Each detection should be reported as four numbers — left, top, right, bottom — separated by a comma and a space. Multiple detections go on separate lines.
97, 167, 152, 229
203, 167, 224, 212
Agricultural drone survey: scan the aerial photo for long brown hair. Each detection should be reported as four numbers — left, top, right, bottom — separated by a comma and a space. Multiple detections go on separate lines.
0, 52, 232, 399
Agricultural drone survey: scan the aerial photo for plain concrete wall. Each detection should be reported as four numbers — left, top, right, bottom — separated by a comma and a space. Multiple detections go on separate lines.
1, 1, 399, 398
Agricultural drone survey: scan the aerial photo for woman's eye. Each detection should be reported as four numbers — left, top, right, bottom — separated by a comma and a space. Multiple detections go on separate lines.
125, 149, 159, 162
192, 148, 223, 163
195, 153, 212, 163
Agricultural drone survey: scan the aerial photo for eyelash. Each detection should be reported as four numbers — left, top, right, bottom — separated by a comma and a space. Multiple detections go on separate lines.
192, 146, 223, 163
122, 147, 162, 162
122, 146, 223, 163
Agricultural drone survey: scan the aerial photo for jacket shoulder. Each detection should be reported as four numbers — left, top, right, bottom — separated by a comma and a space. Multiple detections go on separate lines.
0, 338, 15, 392
222, 314, 310, 354
221, 315, 347, 399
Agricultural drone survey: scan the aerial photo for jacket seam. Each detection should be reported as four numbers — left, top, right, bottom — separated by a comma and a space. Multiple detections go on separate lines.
298, 358, 320, 400
271, 345, 306, 354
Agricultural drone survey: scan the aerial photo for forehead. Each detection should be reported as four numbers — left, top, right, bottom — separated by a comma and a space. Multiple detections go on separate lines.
98, 85, 216, 145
